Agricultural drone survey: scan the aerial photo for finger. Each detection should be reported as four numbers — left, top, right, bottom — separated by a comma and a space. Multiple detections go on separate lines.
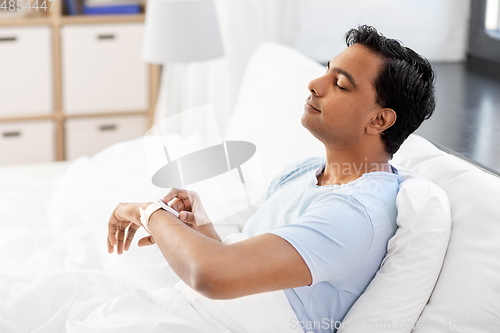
138, 235, 156, 247
186, 190, 201, 213
124, 224, 139, 251
182, 198, 192, 211
108, 222, 118, 247
107, 234, 114, 254
107, 204, 123, 250
188, 190, 200, 199
162, 188, 190, 205
108, 222, 118, 250
116, 220, 129, 255
179, 211, 196, 224
169, 198, 185, 212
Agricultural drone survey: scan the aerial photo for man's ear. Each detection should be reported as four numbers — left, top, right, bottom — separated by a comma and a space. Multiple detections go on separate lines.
366, 108, 396, 135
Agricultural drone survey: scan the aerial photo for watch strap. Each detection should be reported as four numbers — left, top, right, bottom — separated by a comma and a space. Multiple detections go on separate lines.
139, 201, 163, 234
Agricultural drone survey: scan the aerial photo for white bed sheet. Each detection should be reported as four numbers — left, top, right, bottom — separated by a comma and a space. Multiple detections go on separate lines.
0, 161, 70, 179
0, 138, 300, 333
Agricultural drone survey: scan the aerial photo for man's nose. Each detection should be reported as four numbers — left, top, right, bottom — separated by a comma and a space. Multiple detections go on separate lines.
308, 76, 323, 97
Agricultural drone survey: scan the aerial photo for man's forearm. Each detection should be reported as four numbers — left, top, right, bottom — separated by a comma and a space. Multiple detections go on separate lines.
148, 210, 225, 291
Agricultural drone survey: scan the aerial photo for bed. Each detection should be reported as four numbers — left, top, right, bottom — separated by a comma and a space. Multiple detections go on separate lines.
2, 42, 500, 333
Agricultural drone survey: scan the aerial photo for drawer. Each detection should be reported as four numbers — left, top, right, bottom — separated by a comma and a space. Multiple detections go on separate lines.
0, 26, 53, 117
0, 120, 55, 165
65, 115, 147, 160
61, 23, 149, 114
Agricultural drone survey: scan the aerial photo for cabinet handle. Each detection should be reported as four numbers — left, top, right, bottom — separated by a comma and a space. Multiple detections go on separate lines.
98, 34, 115, 40
99, 124, 116, 131
3, 131, 21, 138
0, 37, 16, 42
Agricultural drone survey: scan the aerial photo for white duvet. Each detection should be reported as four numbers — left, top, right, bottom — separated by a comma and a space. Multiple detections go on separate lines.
0, 138, 301, 333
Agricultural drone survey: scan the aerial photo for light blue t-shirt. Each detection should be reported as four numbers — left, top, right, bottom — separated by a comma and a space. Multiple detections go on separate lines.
242, 156, 400, 333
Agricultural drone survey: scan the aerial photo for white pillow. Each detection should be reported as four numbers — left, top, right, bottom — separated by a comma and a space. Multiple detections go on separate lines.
392, 134, 500, 333
224, 42, 326, 193
339, 165, 451, 332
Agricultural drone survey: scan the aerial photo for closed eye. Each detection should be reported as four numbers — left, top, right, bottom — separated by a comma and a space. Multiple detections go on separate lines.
335, 80, 347, 91
327, 62, 348, 91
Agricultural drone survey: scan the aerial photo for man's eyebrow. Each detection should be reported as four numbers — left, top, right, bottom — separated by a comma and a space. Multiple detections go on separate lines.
326, 60, 357, 88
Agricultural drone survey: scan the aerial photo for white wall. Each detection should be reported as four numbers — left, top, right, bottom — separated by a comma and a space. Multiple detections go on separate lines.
294, 0, 471, 63
156, 0, 472, 141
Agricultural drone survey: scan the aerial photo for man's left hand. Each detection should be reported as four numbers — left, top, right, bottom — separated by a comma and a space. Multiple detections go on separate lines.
107, 202, 156, 255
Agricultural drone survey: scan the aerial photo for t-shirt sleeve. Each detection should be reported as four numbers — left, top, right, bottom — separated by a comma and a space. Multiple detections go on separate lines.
268, 194, 374, 285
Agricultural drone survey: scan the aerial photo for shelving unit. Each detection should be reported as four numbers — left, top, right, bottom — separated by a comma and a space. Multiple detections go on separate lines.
0, 3, 161, 163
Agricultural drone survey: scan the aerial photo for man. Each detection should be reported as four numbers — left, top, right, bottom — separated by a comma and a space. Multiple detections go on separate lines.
107, 25, 435, 332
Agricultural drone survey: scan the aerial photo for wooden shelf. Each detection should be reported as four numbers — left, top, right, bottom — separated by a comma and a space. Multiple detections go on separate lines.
0, 14, 145, 26
60, 13, 145, 25
0, 16, 52, 27
63, 110, 148, 119
0, 0, 159, 162
0, 114, 54, 122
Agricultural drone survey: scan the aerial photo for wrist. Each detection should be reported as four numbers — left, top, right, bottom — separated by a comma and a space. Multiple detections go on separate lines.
148, 208, 180, 236
138, 201, 158, 234
147, 209, 163, 235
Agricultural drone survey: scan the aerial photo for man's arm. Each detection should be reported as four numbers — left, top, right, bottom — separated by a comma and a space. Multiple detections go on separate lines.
148, 210, 312, 299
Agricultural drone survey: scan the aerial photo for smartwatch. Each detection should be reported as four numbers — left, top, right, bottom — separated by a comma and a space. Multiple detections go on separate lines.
139, 199, 180, 234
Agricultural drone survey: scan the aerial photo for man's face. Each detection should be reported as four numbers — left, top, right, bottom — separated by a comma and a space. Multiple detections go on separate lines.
302, 44, 384, 148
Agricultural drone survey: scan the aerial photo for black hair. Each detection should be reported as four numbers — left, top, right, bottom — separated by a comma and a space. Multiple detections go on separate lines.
345, 25, 436, 157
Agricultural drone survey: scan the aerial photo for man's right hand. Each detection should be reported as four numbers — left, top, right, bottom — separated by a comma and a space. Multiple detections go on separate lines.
163, 189, 221, 242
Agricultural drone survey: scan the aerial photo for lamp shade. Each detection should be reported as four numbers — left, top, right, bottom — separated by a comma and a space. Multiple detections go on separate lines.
143, 0, 224, 63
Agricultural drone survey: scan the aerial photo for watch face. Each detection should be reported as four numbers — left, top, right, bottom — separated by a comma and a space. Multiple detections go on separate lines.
157, 200, 180, 217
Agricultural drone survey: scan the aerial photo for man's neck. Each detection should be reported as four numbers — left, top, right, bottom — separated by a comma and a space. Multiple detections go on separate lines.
317, 146, 392, 187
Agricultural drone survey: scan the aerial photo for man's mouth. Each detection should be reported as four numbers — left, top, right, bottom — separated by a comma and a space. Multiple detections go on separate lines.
305, 100, 320, 112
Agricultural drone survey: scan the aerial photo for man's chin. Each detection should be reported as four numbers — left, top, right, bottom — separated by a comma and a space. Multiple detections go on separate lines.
300, 113, 309, 128
301, 111, 318, 127
301, 116, 327, 143
301, 115, 317, 135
